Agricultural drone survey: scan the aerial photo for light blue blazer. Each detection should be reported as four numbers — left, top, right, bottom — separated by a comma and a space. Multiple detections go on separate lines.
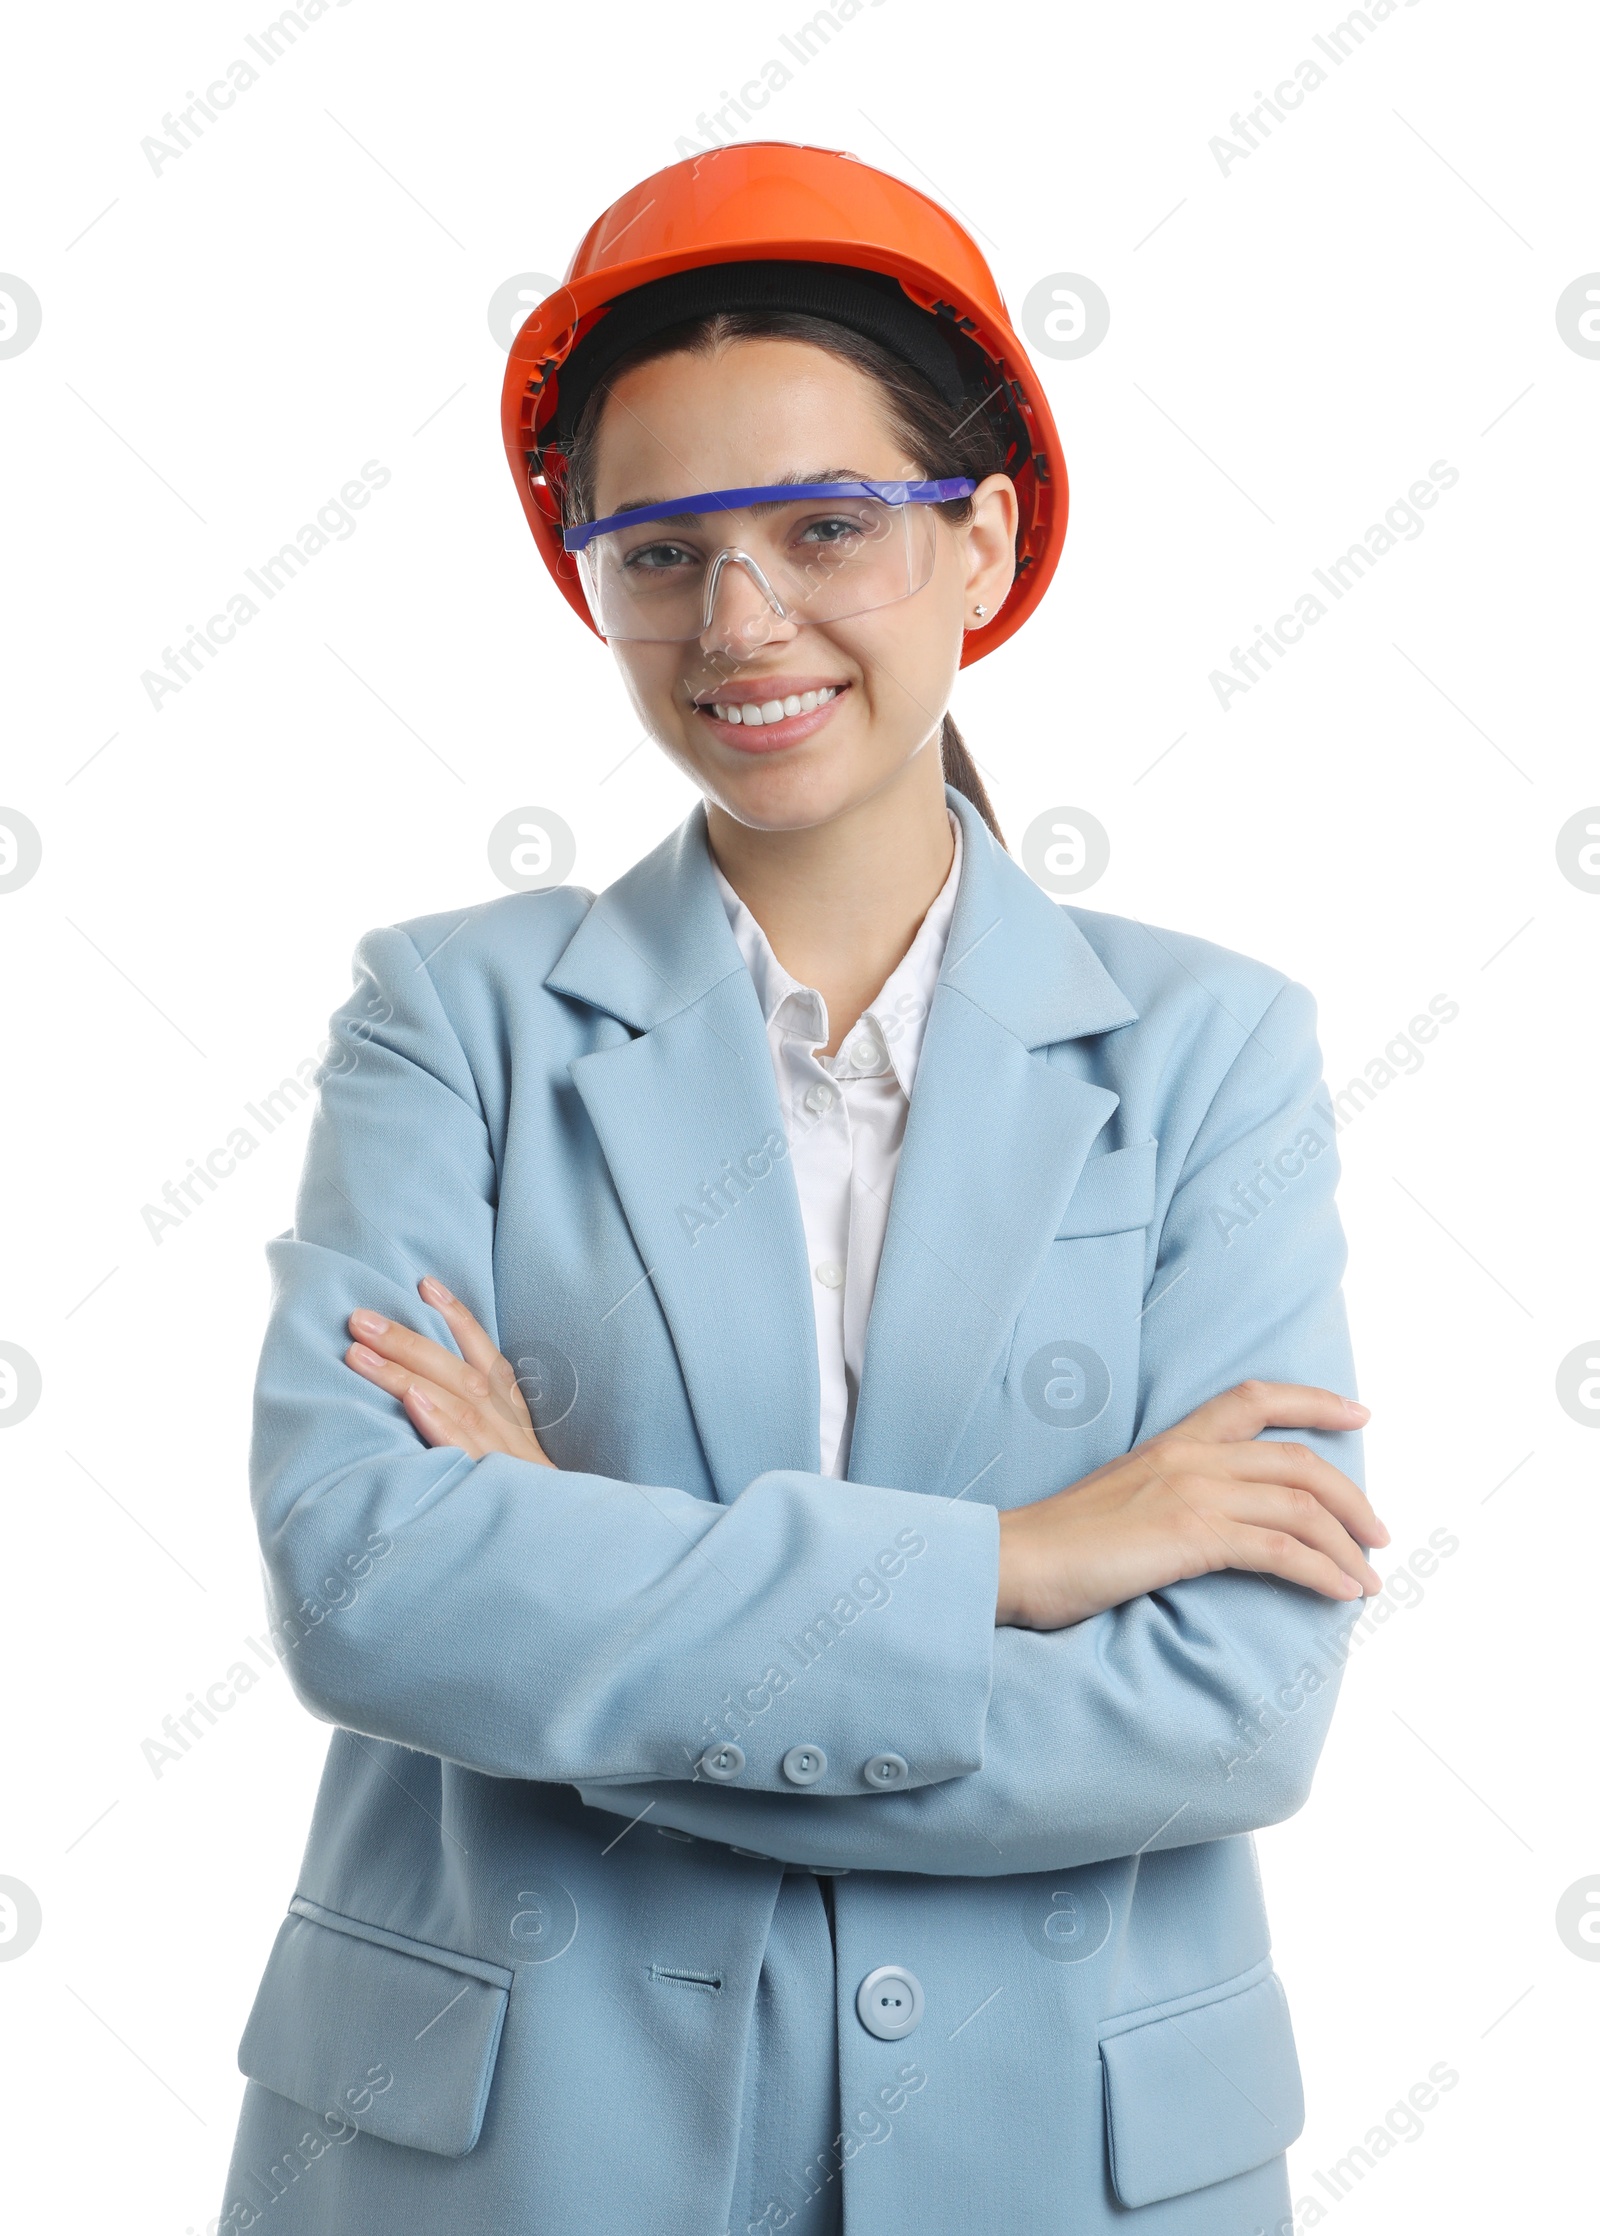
225, 784, 1364, 2234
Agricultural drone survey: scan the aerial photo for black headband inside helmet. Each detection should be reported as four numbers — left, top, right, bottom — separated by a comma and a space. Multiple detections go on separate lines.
546, 258, 984, 451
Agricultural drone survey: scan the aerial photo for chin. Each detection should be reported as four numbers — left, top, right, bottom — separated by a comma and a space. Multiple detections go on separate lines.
702, 760, 858, 833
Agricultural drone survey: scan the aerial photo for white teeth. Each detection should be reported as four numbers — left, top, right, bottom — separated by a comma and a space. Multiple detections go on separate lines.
708, 685, 839, 725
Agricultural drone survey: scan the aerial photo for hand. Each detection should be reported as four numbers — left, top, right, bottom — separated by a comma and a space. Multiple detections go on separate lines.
996, 1380, 1386, 1630
344, 1278, 554, 1467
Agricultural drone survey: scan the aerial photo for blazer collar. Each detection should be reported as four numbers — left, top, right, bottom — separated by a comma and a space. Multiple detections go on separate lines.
545, 788, 1140, 1501
545, 788, 1137, 1051
927, 788, 1136, 1047
543, 802, 745, 1030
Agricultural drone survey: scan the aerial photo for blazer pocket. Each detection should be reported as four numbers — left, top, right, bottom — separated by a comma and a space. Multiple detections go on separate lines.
238, 1896, 513, 2158
1099, 1965, 1305, 2209
1055, 1140, 1158, 1238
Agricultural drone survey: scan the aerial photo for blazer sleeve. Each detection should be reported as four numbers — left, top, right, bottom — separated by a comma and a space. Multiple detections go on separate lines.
578, 977, 1370, 1875
249, 923, 1001, 1793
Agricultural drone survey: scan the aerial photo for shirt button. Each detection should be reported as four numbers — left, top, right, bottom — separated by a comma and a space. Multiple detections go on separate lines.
697, 1743, 745, 1783
781, 1744, 827, 1787
847, 1033, 882, 1072
803, 1082, 835, 1116
863, 1753, 909, 1788
856, 1965, 924, 2040
814, 1261, 845, 1290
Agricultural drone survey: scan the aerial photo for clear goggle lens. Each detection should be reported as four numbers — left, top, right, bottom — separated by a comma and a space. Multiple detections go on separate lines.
567, 481, 972, 645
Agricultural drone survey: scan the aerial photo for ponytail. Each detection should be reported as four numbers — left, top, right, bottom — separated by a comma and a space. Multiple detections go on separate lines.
940, 714, 1006, 850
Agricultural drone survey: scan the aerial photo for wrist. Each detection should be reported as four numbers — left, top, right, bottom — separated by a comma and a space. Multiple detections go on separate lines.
994, 1506, 1030, 1628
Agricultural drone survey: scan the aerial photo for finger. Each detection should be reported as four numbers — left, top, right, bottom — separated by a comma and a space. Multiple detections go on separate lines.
347, 1341, 553, 1468
1215, 1484, 1383, 1594
347, 1309, 490, 1405
1208, 1520, 1371, 1601
348, 1332, 478, 1439
402, 1382, 493, 1459
417, 1278, 505, 1380
1172, 1437, 1388, 1548
346, 1339, 458, 1413
406, 1375, 552, 1467
419, 1281, 538, 1431
1174, 1380, 1369, 1448
1142, 1459, 1378, 1597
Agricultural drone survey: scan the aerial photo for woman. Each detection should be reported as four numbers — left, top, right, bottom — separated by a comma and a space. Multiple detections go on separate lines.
223, 143, 1386, 2236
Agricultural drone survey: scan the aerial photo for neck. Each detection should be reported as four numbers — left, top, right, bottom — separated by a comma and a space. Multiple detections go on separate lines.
705, 745, 958, 1057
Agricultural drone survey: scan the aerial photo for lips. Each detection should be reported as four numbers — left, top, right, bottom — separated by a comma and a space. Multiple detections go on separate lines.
693, 680, 851, 752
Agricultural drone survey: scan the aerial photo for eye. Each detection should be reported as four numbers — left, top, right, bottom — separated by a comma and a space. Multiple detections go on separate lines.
621, 539, 700, 573
795, 513, 869, 547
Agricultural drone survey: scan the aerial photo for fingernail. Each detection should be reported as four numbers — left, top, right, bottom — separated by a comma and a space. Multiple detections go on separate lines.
347, 1342, 382, 1369
420, 1278, 454, 1306
1340, 1577, 1362, 1598
350, 1310, 387, 1338
409, 1386, 435, 1414
1344, 1399, 1370, 1420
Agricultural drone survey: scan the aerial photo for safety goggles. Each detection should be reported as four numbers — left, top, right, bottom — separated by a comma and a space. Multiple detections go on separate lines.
561, 478, 976, 644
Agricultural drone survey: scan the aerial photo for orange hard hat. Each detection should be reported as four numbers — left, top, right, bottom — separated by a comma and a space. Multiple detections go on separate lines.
500, 141, 1067, 667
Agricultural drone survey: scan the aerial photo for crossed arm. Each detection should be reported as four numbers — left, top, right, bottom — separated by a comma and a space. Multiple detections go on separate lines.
347, 1288, 1383, 1631
258, 930, 1384, 1875
342, 1292, 1386, 1875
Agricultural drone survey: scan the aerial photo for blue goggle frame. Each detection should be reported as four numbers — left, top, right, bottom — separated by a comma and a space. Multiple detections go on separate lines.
562, 477, 978, 554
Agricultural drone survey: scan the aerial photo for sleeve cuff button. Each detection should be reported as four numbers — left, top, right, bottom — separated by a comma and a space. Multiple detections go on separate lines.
782, 1745, 827, 1786
863, 1752, 909, 1787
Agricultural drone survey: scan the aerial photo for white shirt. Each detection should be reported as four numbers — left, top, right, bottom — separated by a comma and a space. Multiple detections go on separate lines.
711, 811, 963, 1478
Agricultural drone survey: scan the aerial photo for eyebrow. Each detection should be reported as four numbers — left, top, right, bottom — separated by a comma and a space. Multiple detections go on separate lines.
611, 469, 875, 522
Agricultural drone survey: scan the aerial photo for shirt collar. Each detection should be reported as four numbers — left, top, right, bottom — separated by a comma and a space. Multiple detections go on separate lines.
711, 810, 963, 1098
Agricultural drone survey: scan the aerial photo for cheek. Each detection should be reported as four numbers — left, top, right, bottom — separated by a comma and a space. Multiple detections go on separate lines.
612, 649, 687, 739
843, 601, 959, 745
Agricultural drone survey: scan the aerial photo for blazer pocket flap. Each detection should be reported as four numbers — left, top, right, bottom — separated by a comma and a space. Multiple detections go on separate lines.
1056, 1141, 1158, 1238
238, 1898, 512, 2158
1101, 1971, 1305, 2208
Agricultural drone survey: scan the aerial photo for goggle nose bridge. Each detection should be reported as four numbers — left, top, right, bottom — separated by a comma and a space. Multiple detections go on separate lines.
700, 544, 789, 634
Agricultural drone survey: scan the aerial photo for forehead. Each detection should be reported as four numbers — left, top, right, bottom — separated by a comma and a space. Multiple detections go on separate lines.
589, 335, 914, 509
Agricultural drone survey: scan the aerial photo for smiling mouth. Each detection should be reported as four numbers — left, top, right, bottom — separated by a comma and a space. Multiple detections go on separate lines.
695, 683, 847, 726
690, 680, 852, 751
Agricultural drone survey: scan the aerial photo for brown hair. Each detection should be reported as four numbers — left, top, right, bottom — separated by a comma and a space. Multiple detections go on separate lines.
553, 307, 1015, 847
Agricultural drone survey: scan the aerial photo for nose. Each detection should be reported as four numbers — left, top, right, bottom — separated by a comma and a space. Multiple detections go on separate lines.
698, 548, 797, 662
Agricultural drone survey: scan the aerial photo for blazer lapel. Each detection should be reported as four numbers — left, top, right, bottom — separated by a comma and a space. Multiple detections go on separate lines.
546, 806, 821, 1500
845, 789, 1140, 1497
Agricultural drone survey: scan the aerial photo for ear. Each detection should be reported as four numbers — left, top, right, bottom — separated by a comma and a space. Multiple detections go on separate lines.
960, 473, 1021, 623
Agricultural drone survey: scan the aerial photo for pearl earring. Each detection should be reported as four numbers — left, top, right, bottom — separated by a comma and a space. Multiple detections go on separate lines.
973, 603, 988, 620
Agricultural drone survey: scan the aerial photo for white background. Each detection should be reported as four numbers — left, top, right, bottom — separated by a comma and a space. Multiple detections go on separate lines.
1, 1, 1595, 2228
